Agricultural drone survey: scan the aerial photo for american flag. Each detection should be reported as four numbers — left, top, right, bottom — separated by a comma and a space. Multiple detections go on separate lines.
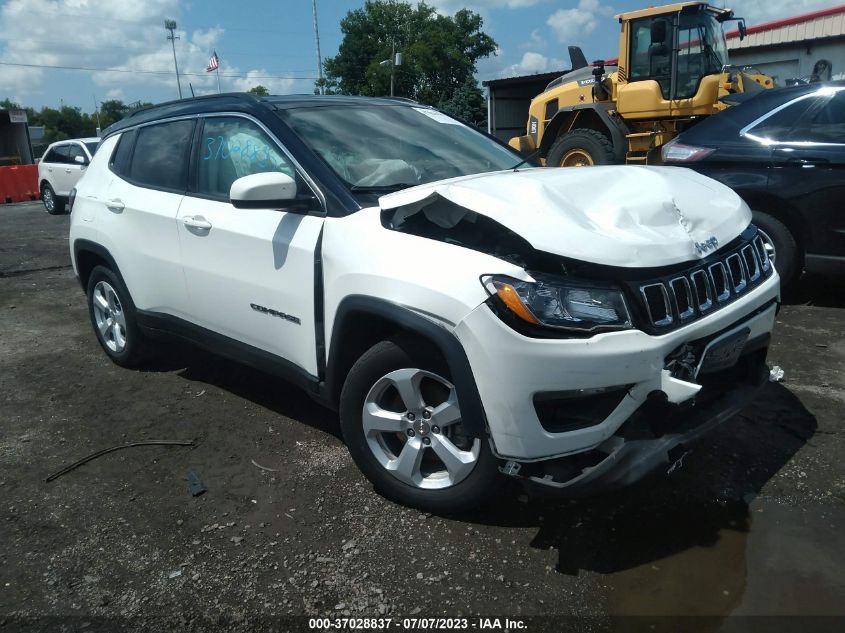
206, 51, 219, 73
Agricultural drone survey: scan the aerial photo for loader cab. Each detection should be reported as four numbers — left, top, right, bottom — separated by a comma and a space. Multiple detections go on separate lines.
619, 2, 734, 115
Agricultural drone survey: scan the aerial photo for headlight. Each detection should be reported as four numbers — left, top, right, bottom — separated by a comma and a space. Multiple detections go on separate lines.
481, 274, 632, 333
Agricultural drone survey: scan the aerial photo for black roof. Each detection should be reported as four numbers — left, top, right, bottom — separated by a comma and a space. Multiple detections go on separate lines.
679, 80, 845, 144
102, 92, 421, 137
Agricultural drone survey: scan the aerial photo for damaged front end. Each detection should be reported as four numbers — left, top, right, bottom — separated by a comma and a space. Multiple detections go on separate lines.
505, 325, 772, 497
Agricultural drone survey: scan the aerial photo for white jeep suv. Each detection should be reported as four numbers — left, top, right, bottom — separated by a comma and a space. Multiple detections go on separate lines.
38, 137, 99, 214
69, 94, 780, 512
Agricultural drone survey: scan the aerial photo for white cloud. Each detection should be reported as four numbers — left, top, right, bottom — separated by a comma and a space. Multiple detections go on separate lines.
547, 0, 614, 44
0, 0, 309, 104
519, 29, 547, 50
501, 51, 566, 77
427, 0, 548, 13
733, 0, 835, 25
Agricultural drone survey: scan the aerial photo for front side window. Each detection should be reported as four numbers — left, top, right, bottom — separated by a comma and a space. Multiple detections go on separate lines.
279, 105, 518, 198
68, 144, 87, 164
45, 145, 70, 164
128, 120, 194, 191
196, 117, 295, 199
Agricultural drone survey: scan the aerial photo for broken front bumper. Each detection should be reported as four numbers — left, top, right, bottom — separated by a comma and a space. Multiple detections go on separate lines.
513, 346, 770, 496
454, 270, 779, 473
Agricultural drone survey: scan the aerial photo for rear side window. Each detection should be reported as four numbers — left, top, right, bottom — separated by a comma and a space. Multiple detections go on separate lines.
746, 97, 816, 142
128, 120, 194, 191
801, 91, 845, 144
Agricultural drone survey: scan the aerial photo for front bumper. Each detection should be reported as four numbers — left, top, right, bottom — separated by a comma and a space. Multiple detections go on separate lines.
515, 348, 769, 496
454, 271, 779, 463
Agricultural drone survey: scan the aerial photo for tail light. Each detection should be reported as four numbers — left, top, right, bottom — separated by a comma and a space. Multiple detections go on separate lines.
661, 139, 715, 163
68, 187, 77, 213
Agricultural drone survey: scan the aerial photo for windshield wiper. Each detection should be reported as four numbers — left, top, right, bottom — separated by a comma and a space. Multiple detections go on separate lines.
349, 183, 418, 193
511, 148, 541, 170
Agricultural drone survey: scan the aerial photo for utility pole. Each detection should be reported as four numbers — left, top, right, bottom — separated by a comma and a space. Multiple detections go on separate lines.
311, 0, 324, 94
92, 95, 101, 136
165, 19, 183, 99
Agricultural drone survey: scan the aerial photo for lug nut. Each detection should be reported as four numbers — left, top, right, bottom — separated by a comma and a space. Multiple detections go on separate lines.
422, 437, 431, 446
406, 429, 415, 437
422, 409, 431, 420
407, 412, 416, 421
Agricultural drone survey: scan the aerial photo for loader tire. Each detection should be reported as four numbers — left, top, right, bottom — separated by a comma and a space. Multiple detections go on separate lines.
547, 128, 616, 167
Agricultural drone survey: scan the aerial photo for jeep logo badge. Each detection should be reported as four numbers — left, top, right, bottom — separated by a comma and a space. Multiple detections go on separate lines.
695, 236, 719, 256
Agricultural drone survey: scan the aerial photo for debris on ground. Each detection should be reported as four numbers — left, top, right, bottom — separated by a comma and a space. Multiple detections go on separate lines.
769, 365, 785, 382
45, 440, 196, 482
186, 470, 207, 497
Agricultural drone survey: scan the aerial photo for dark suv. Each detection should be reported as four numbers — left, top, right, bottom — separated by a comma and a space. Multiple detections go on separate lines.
662, 82, 845, 284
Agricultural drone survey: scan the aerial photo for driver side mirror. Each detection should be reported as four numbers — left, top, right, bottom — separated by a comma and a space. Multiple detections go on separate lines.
230, 172, 318, 212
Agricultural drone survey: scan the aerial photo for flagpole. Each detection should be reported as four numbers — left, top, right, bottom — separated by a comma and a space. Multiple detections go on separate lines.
216, 66, 221, 94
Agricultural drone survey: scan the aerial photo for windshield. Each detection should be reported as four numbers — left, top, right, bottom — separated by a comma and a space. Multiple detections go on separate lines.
279, 105, 521, 194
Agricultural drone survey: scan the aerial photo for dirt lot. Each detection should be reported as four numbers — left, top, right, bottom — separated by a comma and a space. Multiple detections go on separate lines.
1, 201, 844, 631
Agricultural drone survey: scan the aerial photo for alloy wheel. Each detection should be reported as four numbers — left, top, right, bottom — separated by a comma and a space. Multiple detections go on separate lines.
42, 186, 54, 212
92, 281, 128, 353
362, 368, 480, 490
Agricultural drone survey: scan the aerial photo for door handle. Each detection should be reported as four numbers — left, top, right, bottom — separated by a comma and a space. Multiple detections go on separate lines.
183, 216, 212, 230
786, 157, 829, 167
106, 198, 125, 212
65, 169, 72, 173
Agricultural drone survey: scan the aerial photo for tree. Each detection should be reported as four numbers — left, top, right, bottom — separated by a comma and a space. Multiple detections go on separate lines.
439, 75, 487, 127
323, 0, 495, 115
248, 85, 270, 96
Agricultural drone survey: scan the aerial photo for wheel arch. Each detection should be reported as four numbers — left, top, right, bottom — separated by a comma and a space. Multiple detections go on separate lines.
738, 191, 806, 265
326, 295, 487, 438
540, 104, 628, 162
72, 240, 130, 295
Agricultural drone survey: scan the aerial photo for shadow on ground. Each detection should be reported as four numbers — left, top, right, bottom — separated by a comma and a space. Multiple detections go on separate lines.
783, 273, 845, 309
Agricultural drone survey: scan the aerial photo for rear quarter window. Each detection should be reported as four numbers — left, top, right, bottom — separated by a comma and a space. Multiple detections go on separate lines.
109, 129, 137, 177
127, 120, 195, 191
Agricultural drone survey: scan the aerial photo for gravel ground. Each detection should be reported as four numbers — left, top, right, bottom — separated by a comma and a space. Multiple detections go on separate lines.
1, 201, 844, 632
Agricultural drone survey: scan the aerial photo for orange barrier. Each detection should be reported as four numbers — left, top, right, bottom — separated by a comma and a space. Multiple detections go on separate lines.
0, 165, 39, 203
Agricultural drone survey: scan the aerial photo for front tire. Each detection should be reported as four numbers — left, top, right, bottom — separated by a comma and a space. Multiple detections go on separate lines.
752, 211, 799, 285
339, 337, 500, 513
547, 128, 616, 167
86, 266, 149, 368
41, 183, 65, 215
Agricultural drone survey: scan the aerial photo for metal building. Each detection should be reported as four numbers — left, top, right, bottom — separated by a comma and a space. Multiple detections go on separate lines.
483, 71, 568, 142
726, 5, 845, 86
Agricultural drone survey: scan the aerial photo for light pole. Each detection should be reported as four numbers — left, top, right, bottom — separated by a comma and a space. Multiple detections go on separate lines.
312, 0, 324, 94
165, 19, 183, 99
379, 41, 402, 97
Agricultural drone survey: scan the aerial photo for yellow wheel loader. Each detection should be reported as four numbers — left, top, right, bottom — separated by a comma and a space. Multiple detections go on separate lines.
509, 1, 774, 166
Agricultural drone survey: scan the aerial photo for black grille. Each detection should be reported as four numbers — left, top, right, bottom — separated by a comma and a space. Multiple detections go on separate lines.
633, 231, 774, 332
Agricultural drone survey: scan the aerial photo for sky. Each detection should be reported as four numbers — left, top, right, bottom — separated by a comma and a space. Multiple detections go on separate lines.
0, 0, 837, 111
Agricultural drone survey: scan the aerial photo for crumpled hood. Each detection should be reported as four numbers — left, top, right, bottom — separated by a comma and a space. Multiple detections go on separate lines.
379, 166, 751, 268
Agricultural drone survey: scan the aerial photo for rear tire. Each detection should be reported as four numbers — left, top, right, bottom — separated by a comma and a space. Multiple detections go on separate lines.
751, 211, 799, 285
547, 128, 616, 167
339, 336, 501, 513
41, 183, 65, 215
86, 266, 149, 368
